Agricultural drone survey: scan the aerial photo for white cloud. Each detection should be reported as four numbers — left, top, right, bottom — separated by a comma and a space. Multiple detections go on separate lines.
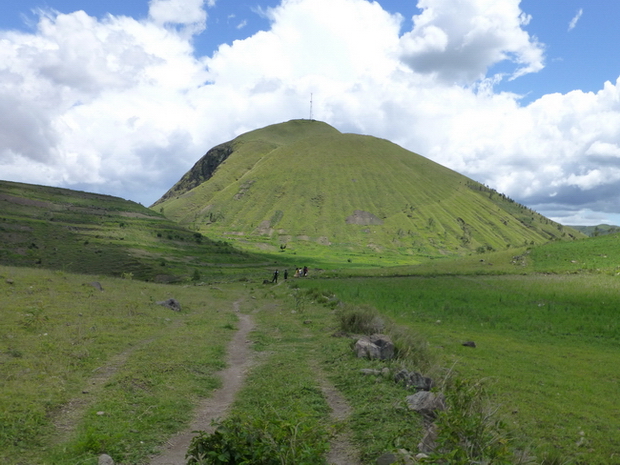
568, 8, 583, 31
398, 0, 544, 83
148, 0, 208, 31
0, 0, 620, 225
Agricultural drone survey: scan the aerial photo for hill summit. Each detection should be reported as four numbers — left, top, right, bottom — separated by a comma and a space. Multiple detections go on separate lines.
153, 119, 582, 262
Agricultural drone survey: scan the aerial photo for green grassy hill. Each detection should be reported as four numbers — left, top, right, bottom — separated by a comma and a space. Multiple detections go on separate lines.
153, 119, 584, 264
0, 180, 258, 282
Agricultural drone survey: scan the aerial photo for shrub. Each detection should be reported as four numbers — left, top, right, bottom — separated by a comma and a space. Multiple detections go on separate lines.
186, 415, 328, 465
387, 323, 434, 371
336, 304, 384, 334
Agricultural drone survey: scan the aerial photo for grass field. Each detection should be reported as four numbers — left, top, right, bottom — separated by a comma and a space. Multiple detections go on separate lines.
0, 265, 241, 464
3, 227, 620, 464
295, 273, 620, 464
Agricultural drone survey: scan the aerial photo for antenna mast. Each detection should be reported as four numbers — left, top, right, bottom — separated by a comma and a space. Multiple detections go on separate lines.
309, 93, 313, 120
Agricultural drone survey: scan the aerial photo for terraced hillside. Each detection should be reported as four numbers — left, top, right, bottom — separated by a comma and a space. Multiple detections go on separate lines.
0, 180, 255, 281
153, 119, 584, 263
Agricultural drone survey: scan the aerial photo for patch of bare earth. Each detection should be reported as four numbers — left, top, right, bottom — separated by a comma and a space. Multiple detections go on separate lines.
149, 302, 254, 465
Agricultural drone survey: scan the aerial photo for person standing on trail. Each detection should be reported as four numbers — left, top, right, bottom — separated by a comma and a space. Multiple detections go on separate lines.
303, 266, 308, 277
272, 269, 279, 283
284, 269, 288, 280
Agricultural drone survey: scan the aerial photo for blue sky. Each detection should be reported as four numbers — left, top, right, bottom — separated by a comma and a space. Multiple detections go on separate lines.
2, 0, 612, 101
2, 0, 620, 226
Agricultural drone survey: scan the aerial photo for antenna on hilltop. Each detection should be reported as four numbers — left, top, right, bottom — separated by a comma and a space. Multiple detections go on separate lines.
309, 93, 313, 120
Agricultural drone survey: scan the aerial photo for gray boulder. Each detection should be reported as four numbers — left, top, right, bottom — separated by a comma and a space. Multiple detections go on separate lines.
394, 369, 434, 391
406, 391, 445, 418
89, 281, 104, 291
354, 334, 395, 360
157, 298, 181, 312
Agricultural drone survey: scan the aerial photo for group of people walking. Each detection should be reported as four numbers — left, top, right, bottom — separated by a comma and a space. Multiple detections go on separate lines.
271, 266, 308, 283
294, 266, 308, 278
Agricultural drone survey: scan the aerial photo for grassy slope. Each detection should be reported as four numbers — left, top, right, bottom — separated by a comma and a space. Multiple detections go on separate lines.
0, 265, 241, 464
0, 180, 262, 282
154, 120, 583, 265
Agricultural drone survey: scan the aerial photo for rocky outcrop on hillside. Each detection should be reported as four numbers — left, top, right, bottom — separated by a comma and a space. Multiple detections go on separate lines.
153, 142, 235, 205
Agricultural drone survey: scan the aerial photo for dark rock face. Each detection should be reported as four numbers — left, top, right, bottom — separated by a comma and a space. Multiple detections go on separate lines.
153, 142, 235, 204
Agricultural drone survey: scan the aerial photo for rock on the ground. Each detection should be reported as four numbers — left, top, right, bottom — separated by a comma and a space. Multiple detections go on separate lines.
98, 454, 114, 465
157, 298, 181, 312
418, 422, 438, 453
89, 281, 104, 291
406, 391, 445, 417
354, 334, 395, 360
394, 369, 433, 391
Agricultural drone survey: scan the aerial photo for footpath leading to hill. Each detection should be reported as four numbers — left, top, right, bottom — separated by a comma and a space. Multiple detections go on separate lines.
148, 289, 361, 465
149, 301, 254, 465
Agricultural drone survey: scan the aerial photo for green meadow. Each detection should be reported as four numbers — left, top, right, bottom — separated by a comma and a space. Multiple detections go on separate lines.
295, 270, 620, 464
3, 247, 620, 463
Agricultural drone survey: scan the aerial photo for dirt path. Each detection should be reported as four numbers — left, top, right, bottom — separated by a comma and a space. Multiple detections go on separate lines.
295, 323, 360, 465
149, 302, 254, 465
319, 375, 362, 465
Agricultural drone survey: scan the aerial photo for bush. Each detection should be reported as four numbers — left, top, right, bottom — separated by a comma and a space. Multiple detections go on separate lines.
336, 304, 384, 334
186, 415, 328, 465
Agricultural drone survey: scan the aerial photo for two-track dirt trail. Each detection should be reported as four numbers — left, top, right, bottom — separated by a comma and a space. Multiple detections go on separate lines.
149, 301, 254, 465
149, 291, 361, 465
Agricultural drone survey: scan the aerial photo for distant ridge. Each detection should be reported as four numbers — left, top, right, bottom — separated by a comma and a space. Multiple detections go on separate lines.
569, 224, 620, 237
153, 119, 585, 263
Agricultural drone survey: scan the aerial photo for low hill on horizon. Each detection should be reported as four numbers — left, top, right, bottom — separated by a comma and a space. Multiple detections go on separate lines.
0, 180, 257, 281
153, 119, 585, 264
569, 224, 620, 237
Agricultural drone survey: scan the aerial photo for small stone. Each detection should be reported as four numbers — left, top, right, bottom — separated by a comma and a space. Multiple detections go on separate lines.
462, 341, 476, 348
98, 454, 114, 465
156, 298, 181, 312
376, 452, 397, 465
96, 411, 105, 416
360, 368, 381, 376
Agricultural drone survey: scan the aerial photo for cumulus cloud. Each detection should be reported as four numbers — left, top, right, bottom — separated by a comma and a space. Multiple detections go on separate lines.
0, 0, 619, 225
398, 0, 544, 83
